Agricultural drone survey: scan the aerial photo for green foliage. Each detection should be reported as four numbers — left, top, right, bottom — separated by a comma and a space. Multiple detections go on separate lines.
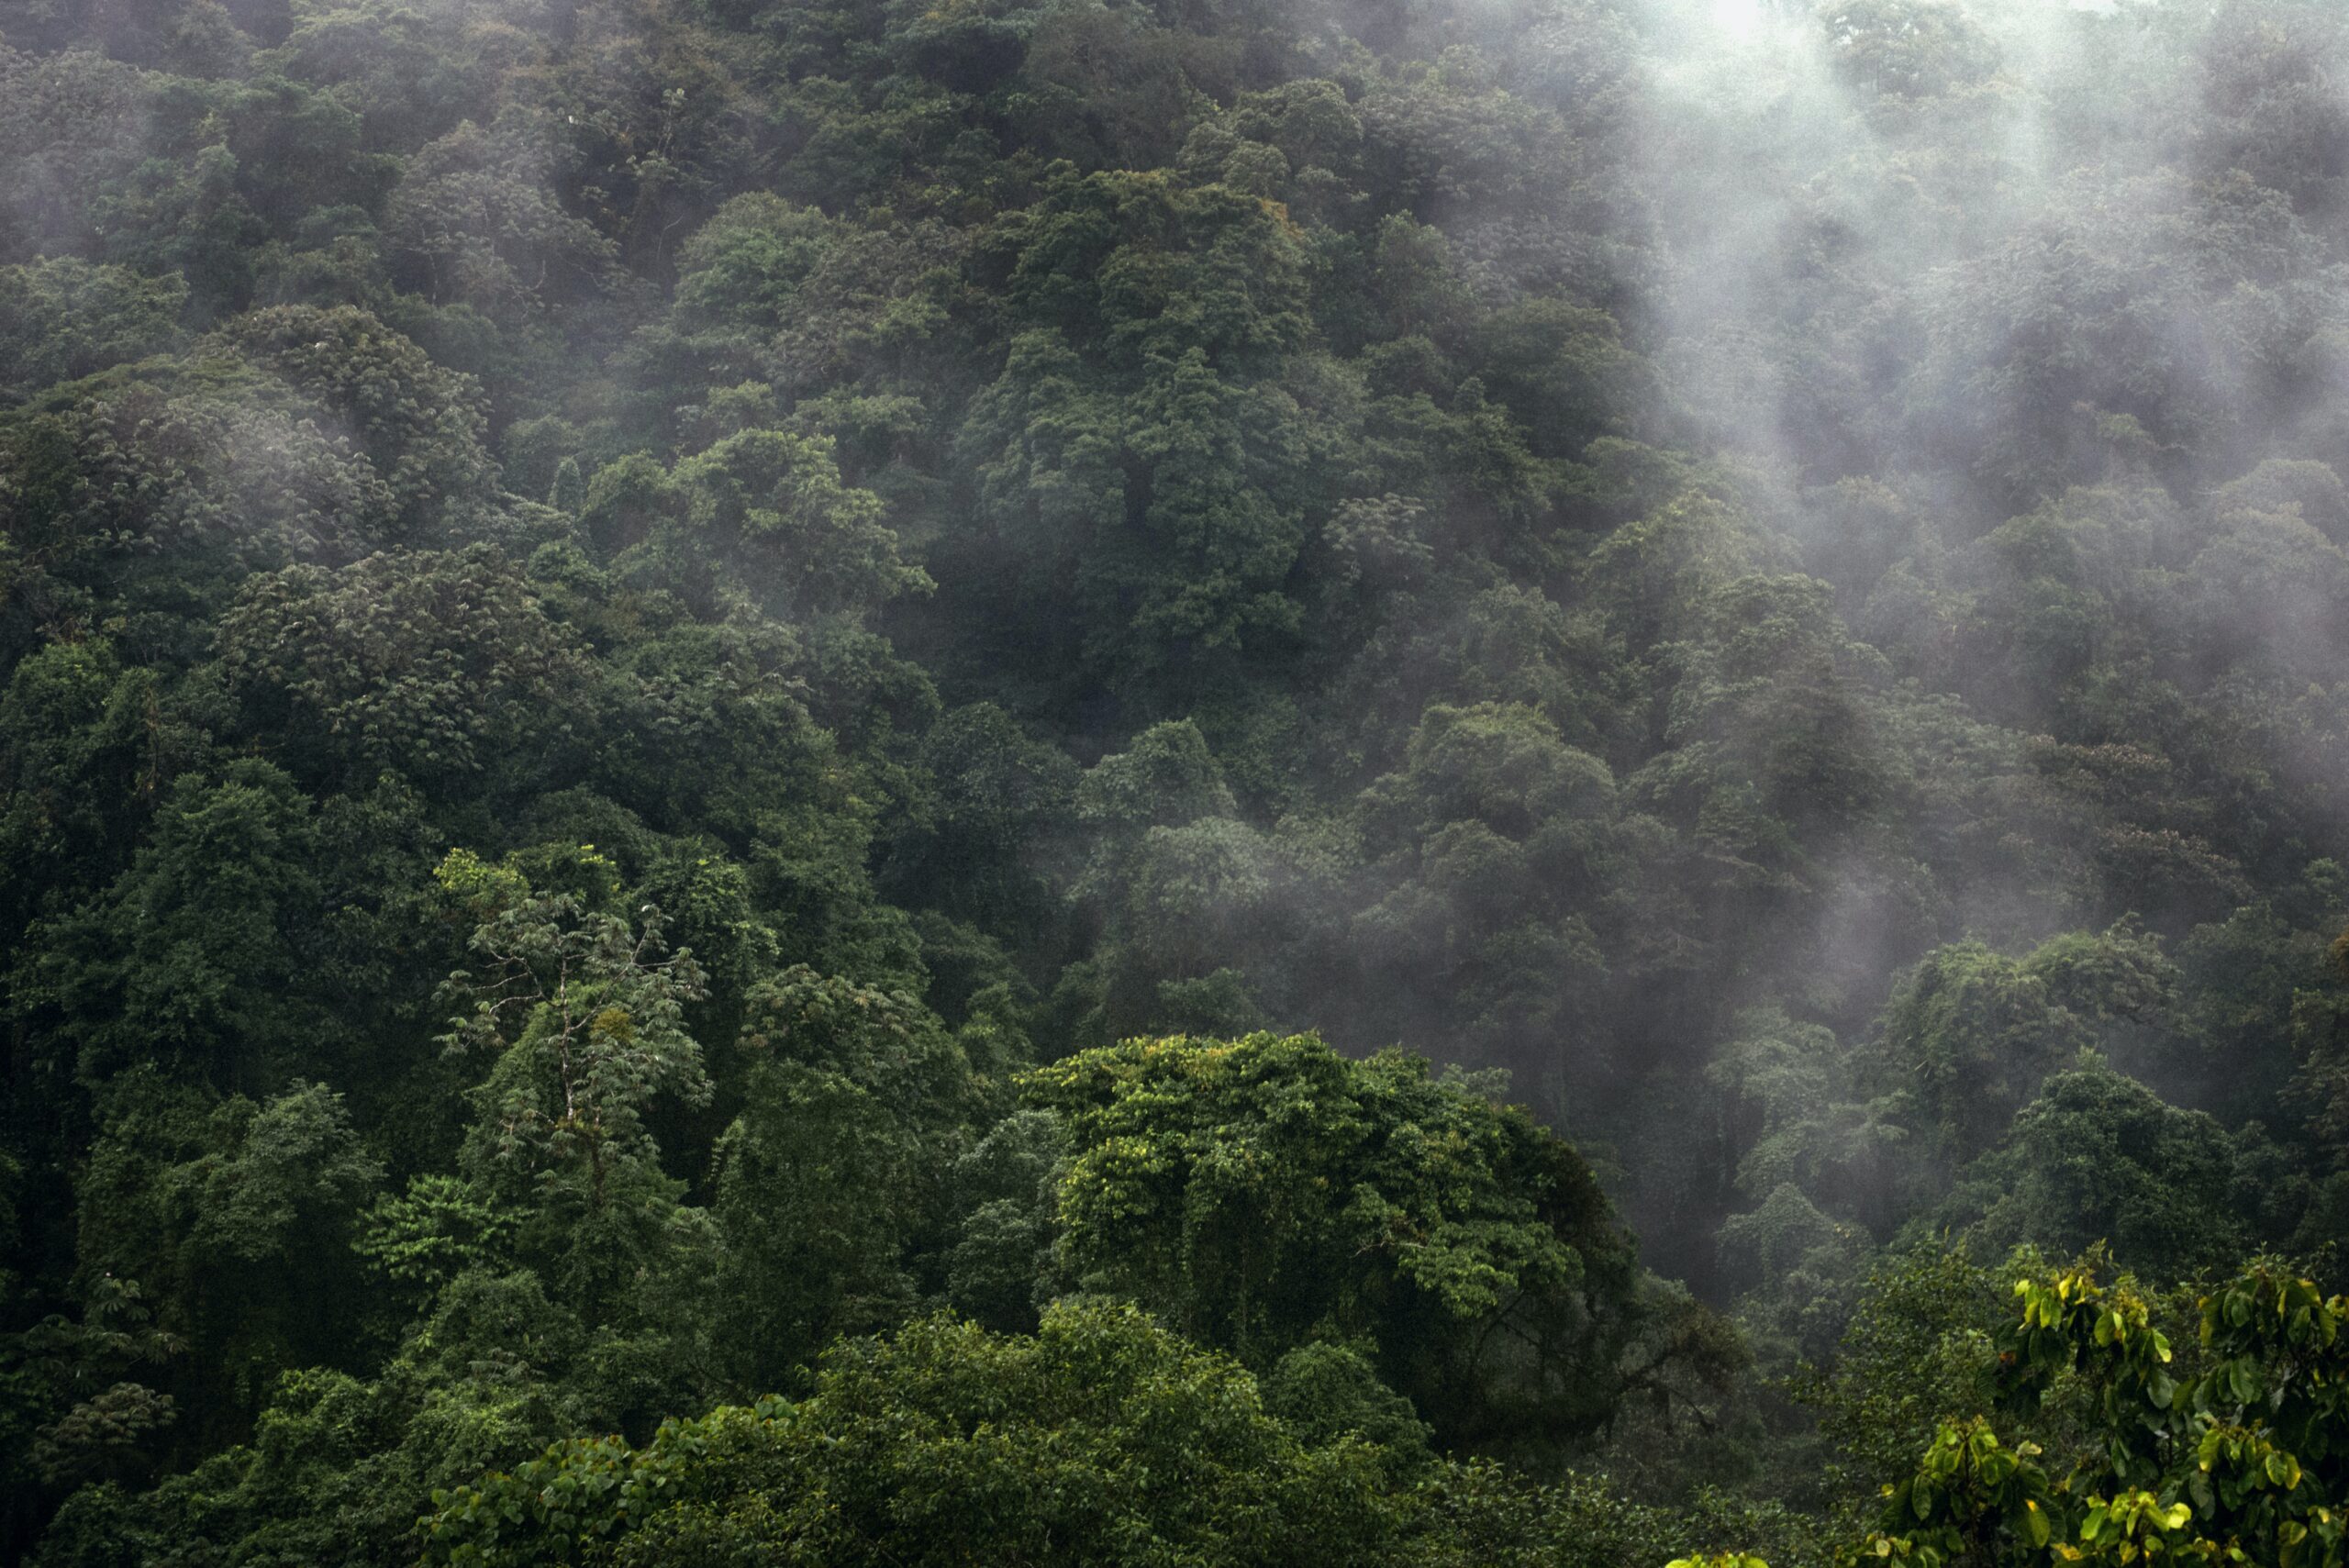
1024, 1030, 1710, 1450
219, 306, 498, 532
711, 965, 978, 1388
421, 1299, 1419, 1567
440, 858, 714, 1318
70, 1074, 383, 1450
14, 0, 2349, 1557
1846, 1260, 2349, 1568
0, 260, 185, 397
359, 1176, 518, 1297
220, 547, 587, 784
17, 760, 328, 1091
667, 428, 931, 615
1800, 1247, 2009, 1500
1955, 1064, 2248, 1278
1881, 928, 2178, 1169
1350, 699, 1617, 1061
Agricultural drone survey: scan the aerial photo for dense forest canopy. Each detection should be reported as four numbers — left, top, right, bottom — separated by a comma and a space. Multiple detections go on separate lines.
8, 0, 2349, 1561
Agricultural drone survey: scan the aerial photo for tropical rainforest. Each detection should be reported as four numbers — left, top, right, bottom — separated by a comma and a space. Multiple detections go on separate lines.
6, 0, 2349, 1562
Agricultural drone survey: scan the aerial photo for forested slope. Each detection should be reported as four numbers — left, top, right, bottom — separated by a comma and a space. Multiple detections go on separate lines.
8, 0, 2349, 1562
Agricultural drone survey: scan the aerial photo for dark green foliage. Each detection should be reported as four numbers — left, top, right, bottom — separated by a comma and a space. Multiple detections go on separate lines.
420, 1300, 1424, 1567
18, 761, 329, 1092
7, 0, 2349, 1559
1880, 926, 2178, 1169
439, 852, 716, 1324
710, 966, 976, 1389
0, 260, 186, 397
71, 1075, 383, 1449
220, 548, 588, 785
1954, 1063, 2249, 1276
1024, 1031, 1732, 1451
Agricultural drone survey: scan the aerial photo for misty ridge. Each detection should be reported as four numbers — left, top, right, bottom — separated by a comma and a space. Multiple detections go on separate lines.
6, 0, 2349, 1562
